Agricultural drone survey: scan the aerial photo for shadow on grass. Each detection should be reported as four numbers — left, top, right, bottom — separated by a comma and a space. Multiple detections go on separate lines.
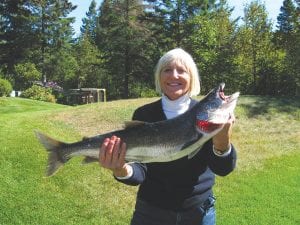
238, 95, 300, 118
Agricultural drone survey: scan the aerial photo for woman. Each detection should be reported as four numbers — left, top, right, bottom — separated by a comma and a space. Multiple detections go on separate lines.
99, 48, 237, 225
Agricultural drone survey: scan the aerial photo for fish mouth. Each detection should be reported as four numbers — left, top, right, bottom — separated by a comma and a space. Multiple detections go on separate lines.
218, 83, 239, 104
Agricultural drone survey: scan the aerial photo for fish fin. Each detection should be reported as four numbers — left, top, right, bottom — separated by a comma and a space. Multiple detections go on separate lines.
34, 130, 68, 177
82, 136, 90, 141
82, 156, 98, 164
188, 147, 202, 159
124, 120, 146, 129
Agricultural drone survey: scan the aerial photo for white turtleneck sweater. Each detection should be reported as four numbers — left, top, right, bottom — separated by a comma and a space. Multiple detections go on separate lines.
161, 94, 191, 119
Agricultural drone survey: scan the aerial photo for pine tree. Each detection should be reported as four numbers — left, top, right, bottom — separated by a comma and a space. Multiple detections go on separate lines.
73, 34, 104, 89
34, 0, 76, 84
80, 0, 98, 42
277, 0, 296, 33
96, 0, 156, 99
144, 0, 216, 50
0, 0, 35, 83
276, 0, 300, 95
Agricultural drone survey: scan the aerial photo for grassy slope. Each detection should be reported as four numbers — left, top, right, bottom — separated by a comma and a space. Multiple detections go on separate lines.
0, 96, 299, 225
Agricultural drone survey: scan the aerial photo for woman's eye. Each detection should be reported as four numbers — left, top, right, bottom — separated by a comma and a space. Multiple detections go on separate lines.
177, 69, 185, 74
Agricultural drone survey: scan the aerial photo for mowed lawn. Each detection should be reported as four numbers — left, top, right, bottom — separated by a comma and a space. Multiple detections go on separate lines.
0, 96, 299, 225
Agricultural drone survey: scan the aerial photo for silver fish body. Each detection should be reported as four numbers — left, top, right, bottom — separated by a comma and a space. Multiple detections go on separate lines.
35, 83, 239, 176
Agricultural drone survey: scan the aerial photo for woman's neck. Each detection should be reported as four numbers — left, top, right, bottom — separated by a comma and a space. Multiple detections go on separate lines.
161, 94, 191, 119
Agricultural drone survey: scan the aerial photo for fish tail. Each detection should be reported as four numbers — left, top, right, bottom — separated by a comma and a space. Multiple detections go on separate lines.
34, 130, 68, 176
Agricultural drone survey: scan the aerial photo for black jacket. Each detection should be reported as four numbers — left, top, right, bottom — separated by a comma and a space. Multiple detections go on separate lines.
116, 99, 237, 210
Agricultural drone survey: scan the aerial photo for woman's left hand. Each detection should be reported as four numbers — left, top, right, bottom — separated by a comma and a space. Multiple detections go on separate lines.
212, 114, 235, 152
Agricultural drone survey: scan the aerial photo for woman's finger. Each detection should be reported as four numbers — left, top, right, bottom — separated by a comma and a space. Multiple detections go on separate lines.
99, 138, 110, 163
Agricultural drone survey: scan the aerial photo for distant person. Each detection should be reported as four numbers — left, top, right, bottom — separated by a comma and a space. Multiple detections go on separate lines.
99, 48, 237, 225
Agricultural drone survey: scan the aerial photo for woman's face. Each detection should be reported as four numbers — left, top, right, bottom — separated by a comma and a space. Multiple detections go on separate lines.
160, 61, 191, 100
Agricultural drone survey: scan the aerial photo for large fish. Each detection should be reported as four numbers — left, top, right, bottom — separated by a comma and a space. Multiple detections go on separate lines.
35, 83, 239, 176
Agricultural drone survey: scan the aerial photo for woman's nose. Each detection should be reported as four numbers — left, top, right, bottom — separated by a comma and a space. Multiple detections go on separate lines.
171, 69, 179, 78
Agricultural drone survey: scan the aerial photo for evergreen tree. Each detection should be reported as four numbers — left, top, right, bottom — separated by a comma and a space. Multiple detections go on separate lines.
80, 0, 98, 42
73, 35, 105, 89
32, 0, 76, 85
96, 0, 156, 99
276, 0, 300, 95
0, 0, 77, 90
144, 0, 216, 50
277, 0, 296, 33
0, 0, 35, 85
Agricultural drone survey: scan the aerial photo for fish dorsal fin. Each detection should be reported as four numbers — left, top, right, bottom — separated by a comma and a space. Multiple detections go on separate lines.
82, 156, 98, 164
82, 136, 89, 141
124, 120, 146, 129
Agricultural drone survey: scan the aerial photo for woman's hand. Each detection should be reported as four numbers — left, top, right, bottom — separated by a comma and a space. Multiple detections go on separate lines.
99, 135, 130, 177
212, 114, 235, 153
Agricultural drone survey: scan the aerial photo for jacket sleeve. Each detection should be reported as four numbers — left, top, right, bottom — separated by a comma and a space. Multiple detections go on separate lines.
206, 140, 237, 176
114, 163, 147, 186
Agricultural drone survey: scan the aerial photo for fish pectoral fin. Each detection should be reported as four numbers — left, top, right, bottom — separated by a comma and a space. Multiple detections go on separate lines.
82, 157, 98, 164
188, 147, 202, 159
82, 136, 90, 141
124, 120, 146, 129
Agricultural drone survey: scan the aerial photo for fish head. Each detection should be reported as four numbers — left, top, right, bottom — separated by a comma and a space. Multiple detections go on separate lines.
195, 83, 239, 134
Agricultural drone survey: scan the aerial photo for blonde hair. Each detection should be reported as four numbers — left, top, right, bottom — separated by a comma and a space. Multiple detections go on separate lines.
154, 48, 201, 97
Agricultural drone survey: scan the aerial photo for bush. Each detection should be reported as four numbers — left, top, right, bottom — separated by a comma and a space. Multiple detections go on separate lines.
20, 85, 56, 103
0, 78, 13, 97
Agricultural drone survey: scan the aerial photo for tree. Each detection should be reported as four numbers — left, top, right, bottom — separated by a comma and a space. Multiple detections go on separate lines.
144, 0, 216, 50
0, 0, 77, 91
275, 0, 300, 95
0, 0, 35, 78
234, 1, 276, 94
96, 0, 157, 99
80, 0, 98, 42
31, 0, 76, 84
185, 0, 239, 93
14, 62, 41, 90
73, 35, 105, 89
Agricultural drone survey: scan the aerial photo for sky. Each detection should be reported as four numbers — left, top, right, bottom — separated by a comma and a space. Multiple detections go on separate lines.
69, 0, 284, 36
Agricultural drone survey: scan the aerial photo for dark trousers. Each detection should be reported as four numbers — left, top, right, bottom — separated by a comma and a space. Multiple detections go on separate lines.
131, 196, 216, 225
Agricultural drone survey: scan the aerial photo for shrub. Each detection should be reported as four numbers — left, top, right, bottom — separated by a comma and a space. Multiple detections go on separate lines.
0, 78, 13, 97
14, 62, 41, 90
20, 85, 56, 103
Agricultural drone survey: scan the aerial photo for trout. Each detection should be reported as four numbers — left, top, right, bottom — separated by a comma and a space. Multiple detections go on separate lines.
35, 83, 239, 176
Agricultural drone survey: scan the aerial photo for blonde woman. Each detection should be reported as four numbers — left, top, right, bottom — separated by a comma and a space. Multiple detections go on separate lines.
99, 48, 237, 225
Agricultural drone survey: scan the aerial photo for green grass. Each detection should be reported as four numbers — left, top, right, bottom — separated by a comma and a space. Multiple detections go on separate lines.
0, 95, 299, 225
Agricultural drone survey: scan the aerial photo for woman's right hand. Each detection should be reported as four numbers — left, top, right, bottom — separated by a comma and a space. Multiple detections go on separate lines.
99, 135, 130, 177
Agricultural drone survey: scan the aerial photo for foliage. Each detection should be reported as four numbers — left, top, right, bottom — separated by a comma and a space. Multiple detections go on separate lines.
0, 0, 299, 99
0, 78, 13, 97
187, 1, 239, 94
14, 62, 41, 90
96, 0, 158, 99
233, 1, 281, 95
0, 0, 76, 88
275, 0, 300, 95
80, 0, 98, 42
20, 85, 56, 103
73, 35, 105, 89
0, 0, 34, 71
